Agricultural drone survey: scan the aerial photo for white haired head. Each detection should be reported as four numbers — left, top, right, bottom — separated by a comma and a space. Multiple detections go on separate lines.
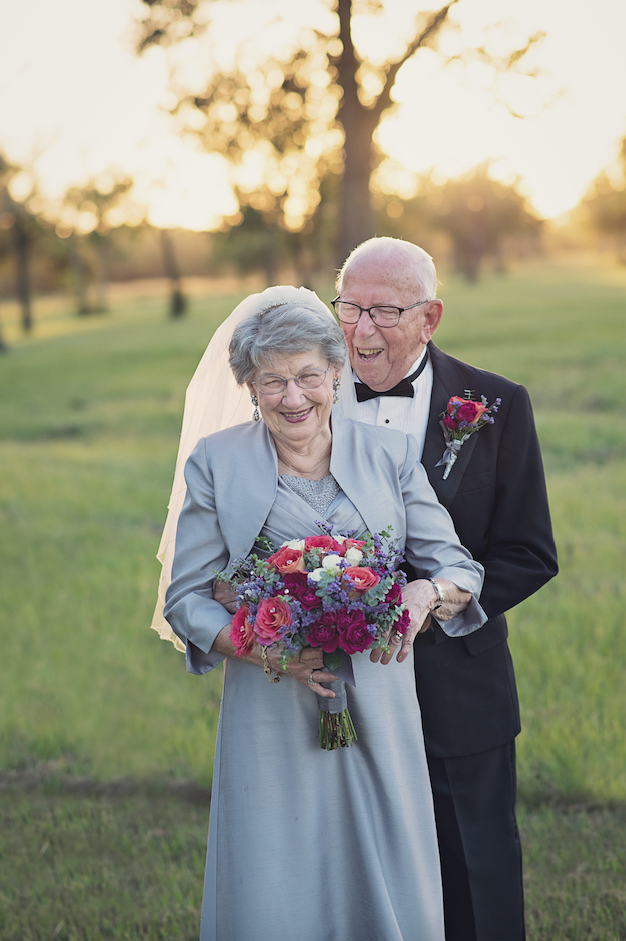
336, 237, 438, 300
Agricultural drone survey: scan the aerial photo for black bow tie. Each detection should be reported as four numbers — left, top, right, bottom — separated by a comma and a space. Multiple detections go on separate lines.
354, 355, 428, 403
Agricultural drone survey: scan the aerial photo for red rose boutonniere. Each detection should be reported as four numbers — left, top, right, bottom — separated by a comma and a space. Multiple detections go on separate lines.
436, 391, 500, 479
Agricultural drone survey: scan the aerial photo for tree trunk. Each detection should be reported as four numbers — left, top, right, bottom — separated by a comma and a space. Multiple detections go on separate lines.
335, 0, 378, 267
160, 228, 187, 318
67, 239, 92, 315
12, 216, 32, 333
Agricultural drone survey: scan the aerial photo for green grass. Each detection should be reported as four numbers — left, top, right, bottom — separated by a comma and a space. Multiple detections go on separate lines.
2, 261, 625, 798
0, 786, 624, 941
1, 260, 626, 937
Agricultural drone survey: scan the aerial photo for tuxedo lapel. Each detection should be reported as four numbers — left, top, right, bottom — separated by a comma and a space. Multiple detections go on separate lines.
422, 343, 478, 509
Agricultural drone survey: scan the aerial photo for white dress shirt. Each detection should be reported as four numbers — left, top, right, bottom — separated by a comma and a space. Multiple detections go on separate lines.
352, 348, 433, 459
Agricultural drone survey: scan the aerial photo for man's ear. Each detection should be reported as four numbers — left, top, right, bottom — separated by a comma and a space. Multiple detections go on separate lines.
421, 299, 443, 344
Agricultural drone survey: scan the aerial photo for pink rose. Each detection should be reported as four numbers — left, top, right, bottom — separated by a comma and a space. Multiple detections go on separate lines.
443, 414, 457, 430
229, 605, 255, 657
337, 610, 372, 655
267, 546, 305, 573
307, 612, 340, 653
304, 535, 345, 556
343, 538, 366, 553
447, 396, 466, 414
254, 597, 292, 645
456, 401, 488, 425
343, 566, 380, 592
282, 572, 321, 611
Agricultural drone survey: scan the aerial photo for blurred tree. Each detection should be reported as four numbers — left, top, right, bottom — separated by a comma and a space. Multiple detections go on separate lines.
407, 164, 542, 281
56, 177, 133, 314
581, 136, 626, 263
0, 153, 50, 334
136, 0, 546, 265
159, 228, 188, 317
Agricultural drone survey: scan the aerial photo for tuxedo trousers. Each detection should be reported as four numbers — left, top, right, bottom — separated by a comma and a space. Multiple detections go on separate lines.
426, 741, 525, 941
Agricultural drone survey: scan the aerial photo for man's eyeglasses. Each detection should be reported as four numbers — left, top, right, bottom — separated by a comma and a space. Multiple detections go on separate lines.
331, 297, 430, 328
252, 368, 329, 395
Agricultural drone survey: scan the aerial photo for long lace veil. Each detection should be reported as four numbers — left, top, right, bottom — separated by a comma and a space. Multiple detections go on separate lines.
151, 285, 339, 649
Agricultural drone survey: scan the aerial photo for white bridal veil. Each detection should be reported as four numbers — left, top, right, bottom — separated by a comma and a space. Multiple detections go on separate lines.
151, 285, 340, 649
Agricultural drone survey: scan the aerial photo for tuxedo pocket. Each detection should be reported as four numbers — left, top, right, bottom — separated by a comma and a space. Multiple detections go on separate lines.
455, 470, 494, 495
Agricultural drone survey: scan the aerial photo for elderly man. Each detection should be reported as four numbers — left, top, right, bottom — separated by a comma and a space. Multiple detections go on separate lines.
334, 237, 558, 941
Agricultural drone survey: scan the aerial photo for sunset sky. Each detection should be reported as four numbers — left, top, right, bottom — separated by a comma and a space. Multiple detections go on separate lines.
1, 0, 625, 230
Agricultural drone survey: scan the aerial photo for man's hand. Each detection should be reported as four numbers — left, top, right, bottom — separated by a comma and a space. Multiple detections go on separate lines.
370, 579, 435, 665
213, 579, 238, 614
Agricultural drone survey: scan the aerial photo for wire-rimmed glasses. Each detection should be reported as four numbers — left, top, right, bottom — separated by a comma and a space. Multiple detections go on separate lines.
331, 297, 430, 327
252, 367, 329, 395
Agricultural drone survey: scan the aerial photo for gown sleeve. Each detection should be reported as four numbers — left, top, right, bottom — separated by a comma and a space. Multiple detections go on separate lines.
164, 439, 233, 675
400, 435, 487, 637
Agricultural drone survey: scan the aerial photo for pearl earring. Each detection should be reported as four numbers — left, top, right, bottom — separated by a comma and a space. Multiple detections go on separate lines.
332, 378, 341, 405
251, 393, 260, 422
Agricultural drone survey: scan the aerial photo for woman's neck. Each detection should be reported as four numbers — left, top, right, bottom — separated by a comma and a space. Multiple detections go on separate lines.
274, 428, 332, 479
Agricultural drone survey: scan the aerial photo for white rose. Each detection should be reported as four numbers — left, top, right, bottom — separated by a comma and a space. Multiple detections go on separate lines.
322, 554, 342, 574
309, 568, 325, 582
333, 534, 346, 544
344, 547, 364, 564
281, 539, 305, 550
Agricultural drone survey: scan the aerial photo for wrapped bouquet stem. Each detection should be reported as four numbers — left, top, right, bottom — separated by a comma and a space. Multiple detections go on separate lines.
223, 524, 409, 750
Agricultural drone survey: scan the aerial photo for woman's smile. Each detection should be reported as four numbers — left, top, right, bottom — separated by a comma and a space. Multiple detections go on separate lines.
280, 406, 314, 423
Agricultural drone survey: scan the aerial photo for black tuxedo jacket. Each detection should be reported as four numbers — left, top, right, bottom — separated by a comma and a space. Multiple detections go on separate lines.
412, 342, 558, 758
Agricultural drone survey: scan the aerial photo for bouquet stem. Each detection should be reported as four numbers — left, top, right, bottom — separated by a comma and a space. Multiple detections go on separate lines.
319, 708, 357, 750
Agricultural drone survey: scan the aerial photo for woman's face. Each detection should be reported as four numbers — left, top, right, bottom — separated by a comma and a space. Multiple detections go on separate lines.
247, 349, 342, 449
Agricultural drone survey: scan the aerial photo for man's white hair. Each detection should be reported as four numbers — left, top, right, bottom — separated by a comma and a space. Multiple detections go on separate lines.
336, 237, 438, 300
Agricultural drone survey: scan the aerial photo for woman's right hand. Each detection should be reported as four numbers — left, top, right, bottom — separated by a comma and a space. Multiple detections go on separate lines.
265, 644, 338, 699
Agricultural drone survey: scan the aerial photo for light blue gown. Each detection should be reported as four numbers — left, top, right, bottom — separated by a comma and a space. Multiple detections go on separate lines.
200, 481, 446, 941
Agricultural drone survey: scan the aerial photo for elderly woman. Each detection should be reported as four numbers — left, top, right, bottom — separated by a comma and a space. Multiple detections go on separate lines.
158, 286, 486, 941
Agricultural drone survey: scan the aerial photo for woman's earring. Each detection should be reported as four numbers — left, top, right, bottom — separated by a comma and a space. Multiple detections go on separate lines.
251, 393, 260, 422
332, 378, 341, 405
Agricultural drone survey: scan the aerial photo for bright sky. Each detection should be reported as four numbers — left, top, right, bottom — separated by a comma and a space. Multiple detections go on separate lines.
1, 0, 625, 229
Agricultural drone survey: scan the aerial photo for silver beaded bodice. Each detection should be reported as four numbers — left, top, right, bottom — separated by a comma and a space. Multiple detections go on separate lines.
280, 474, 341, 515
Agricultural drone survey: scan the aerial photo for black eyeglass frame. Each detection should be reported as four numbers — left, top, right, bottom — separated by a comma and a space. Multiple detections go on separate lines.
251, 367, 330, 395
331, 297, 430, 327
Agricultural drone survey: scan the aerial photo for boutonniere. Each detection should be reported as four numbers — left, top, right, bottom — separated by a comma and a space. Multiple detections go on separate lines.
435, 391, 500, 480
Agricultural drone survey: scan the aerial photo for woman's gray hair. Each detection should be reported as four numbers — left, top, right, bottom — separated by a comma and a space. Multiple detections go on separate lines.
229, 303, 347, 386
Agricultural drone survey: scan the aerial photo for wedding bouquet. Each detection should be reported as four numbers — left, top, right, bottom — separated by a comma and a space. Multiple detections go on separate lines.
221, 524, 409, 750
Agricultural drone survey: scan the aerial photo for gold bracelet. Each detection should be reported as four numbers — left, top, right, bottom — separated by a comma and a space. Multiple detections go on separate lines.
261, 645, 281, 683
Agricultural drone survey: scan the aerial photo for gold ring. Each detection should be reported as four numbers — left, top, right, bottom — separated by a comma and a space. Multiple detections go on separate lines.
307, 672, 316, 686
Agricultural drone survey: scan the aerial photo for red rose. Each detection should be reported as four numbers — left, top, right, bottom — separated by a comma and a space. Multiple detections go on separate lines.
394, 609, 411, 635
337, 610, 372, 655
443, 414, 457, 430
343, 566, 380, 592
456, 401, 488, 425
384, 582, 402, 606
254, 597, 292, 645
229, 605, 255, 657
304, 535, 345, 556
282, 572, 321, 611
267, 546, 305, 573
307, 612, 340, 653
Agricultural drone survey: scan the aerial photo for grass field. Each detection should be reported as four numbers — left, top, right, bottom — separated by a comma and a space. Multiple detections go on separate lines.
1, 261, 625, 937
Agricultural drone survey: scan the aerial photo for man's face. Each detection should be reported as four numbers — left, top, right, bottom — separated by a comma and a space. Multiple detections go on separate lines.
338, 257, 443, 391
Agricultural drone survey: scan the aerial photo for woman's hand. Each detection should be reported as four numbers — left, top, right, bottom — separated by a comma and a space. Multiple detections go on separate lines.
370, 578, 471, 665
266, 645, 338, 699
212, 627, 337, 698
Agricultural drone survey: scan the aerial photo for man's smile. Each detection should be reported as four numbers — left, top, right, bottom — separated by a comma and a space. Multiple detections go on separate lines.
356, 347, 384, 361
